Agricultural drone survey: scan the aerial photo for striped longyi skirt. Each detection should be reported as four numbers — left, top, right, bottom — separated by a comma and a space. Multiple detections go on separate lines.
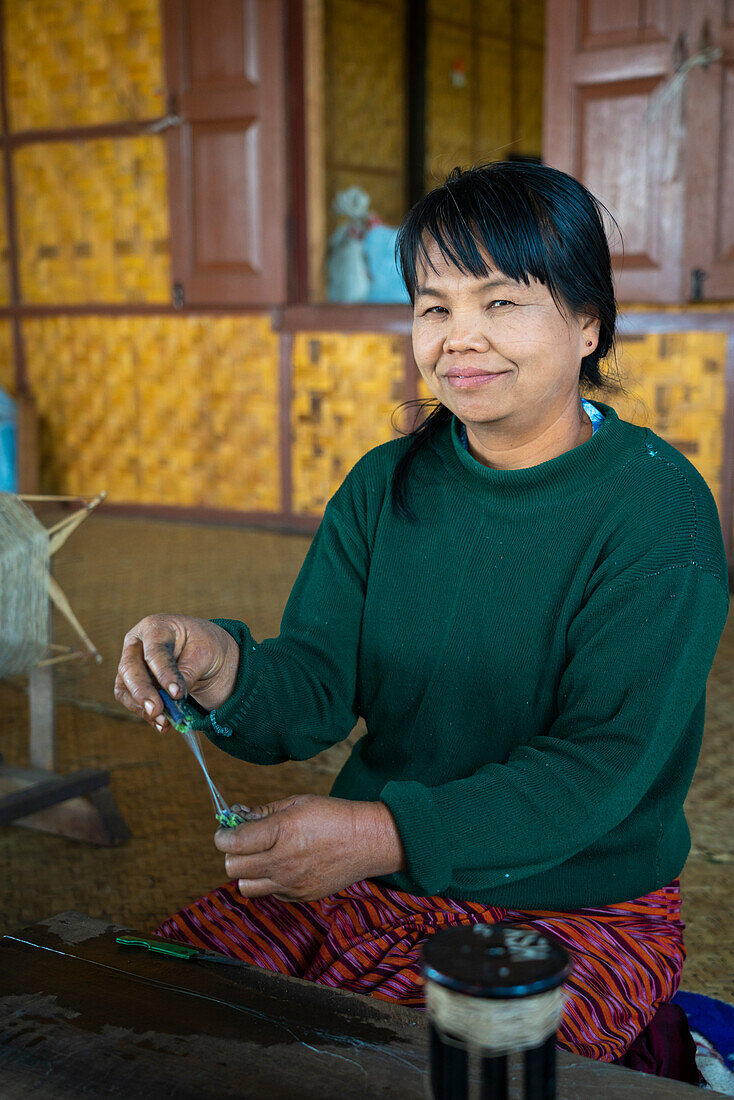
156, 877, 686, 1063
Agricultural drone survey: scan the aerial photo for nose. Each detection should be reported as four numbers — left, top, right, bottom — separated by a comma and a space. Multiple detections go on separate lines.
443, 317, 489, 354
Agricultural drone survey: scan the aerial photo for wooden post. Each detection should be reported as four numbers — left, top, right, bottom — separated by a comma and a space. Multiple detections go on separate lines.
406, 0, 427, 209
28, 665, 55, 772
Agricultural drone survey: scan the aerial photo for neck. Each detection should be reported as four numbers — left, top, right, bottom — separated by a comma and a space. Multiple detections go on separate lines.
465, 397, 592, 471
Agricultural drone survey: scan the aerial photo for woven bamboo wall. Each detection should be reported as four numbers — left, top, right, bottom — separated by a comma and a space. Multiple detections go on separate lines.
15, 136, 170, 304
611, 332, 727, 511
23, 315, 280, 510
426, 0, 545, 186
323, 0, 406, 233
3, 0, 731, 541
292, 332, 405, 514
5, 0, 164, 130
416, 331, 728, 518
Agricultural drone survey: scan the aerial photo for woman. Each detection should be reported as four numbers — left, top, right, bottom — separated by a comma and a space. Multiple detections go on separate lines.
115, 162, 729, 1068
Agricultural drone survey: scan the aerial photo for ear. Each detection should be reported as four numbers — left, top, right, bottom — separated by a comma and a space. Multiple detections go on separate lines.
580, 313, 601, 338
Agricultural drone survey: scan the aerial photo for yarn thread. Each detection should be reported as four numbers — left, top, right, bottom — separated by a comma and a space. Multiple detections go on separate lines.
426, 979, 566, 1056
0, 494, 50, 677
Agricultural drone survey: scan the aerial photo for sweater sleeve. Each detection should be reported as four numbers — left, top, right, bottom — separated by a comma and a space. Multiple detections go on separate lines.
193, 461, 376, 764
380, 564, 729, 897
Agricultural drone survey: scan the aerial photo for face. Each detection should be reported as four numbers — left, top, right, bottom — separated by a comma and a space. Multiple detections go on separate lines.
411, 238, 600, 445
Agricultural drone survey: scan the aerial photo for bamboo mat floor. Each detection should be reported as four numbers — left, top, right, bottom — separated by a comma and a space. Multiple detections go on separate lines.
1, 514, 732, 1003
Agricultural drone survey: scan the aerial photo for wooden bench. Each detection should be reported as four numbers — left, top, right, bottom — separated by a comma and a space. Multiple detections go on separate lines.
0, 911, 721, 1098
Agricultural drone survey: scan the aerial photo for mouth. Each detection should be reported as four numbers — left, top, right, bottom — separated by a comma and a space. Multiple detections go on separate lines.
443, 369, 509, 389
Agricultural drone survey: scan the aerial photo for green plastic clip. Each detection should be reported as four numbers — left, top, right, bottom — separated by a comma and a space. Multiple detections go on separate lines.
116, 934, 201, 959
215, 809, 246, 828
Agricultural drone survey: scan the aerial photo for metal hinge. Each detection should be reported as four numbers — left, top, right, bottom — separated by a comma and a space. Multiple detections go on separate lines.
690, 268, 707, 302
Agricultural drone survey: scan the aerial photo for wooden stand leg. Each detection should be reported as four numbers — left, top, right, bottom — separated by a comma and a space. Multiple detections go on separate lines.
28, 665, 55, 772
0, 764, 131, 847
0, 666, 131, 847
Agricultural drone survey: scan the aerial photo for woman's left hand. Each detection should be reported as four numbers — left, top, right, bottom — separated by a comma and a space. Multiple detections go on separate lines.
214, 794, 406, 902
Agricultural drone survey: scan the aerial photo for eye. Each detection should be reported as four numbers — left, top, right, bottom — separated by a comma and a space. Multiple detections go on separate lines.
421, 305, 448, 315
488, 299, 513, 309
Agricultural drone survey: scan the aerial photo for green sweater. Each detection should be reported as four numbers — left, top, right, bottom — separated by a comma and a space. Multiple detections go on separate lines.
199, 403, 730, 909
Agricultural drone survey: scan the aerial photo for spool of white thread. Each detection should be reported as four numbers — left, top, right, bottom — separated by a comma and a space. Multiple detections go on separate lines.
422, 922, 572, 1099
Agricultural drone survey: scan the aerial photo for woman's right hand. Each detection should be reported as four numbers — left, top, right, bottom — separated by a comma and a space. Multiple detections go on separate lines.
114, 614, 240, 730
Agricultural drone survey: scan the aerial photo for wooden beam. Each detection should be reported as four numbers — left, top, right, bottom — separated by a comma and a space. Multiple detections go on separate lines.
0, 768, 110, 826
406, 0, 427, 208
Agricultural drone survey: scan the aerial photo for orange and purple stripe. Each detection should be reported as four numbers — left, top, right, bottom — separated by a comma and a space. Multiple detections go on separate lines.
156, 877, 685, 1062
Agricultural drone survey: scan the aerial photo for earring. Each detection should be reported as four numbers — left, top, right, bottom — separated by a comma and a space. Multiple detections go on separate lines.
586, 341, 593, 346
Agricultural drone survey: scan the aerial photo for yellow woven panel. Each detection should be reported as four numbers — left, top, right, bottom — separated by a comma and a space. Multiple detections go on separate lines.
426, 2, 545, 177
324, 0, 405, 235
517, 0, 545, 45
429, 0, 473, 23
0, 323, 14, 394
23, 315, 280, 510
475, 37, 512, 162
515, 43, 544, 156
0, 168, 10, 306
415, 332, 727, 514
601, 332, 728, 514
325, 0, 405, 173
15, 136, 170, 304
292, 332, 405, 514
478, 0, 512, 35
426, 22, 474, 186
6, 0, 164, 131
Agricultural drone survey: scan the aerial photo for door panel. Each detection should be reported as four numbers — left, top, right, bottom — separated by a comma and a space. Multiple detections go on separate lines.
544, 0, 687, 302
684, 0, 734, 299
578, 78, 663, 269
163, 0, 286, 306
580, 0, 667, 48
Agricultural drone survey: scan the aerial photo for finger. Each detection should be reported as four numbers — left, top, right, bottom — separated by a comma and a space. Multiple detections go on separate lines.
214, 816, 279, 855
117, 636, 167, 716
113, 676, 145, 718
230, 805, 264, 822
224, 852, 283, 881
139, 636, 188, 700
113, 677, 160, 725
233, 803, 272, 820
114, 674, 170, 731
235, 796, 300, 819
235, 878, 284, 898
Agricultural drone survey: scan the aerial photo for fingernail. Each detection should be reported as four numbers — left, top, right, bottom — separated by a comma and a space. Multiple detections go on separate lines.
155, 717, 166, 730
168, 683, 179, 697
144, 700, 155, 716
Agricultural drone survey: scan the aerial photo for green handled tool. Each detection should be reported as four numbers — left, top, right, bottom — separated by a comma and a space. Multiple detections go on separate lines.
116, 933, 249, 967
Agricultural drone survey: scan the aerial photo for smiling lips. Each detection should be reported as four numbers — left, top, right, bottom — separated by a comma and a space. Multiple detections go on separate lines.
444, 368, 509, 389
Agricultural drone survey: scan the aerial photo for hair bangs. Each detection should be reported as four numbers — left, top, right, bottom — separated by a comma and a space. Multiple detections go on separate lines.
398, 172, 554, 303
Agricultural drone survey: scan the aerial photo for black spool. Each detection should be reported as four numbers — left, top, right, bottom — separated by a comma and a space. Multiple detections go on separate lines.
422, 922, 571, 1100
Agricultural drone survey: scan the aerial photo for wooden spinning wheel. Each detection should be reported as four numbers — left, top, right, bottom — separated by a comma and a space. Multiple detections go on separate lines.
0, 492, 130, 846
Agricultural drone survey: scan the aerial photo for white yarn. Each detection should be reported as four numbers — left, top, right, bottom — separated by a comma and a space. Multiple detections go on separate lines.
0, 494, 50, 677
426, 979, 566, 1056
177, 725, 229, 816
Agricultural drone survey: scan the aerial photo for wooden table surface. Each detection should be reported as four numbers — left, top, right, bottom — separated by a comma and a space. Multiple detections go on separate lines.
0, 911, 722, 1099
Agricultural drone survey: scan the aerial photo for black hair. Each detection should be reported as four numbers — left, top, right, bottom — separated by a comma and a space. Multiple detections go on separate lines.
391, 160, 626, 520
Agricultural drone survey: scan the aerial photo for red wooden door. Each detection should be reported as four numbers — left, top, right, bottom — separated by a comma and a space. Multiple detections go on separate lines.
163, 0, 287, 306
543, 0, 689, 303
683, 1, 734, 300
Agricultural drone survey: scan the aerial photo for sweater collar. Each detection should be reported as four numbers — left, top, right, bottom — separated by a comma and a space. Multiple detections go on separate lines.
441, 401, 639, 505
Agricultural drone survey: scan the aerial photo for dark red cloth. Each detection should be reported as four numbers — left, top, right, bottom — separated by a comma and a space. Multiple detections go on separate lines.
613, 1002, 702, 1086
